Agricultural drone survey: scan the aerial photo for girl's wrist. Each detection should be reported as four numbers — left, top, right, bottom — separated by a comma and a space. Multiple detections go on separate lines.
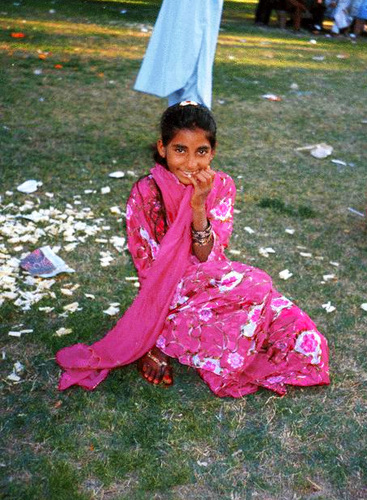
191, 200, 206, 212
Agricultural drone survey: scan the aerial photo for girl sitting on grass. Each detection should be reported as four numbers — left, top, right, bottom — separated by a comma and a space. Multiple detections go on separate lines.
57, 102, 330, 397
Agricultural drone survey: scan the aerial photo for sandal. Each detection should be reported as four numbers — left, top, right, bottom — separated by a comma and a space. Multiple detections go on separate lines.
137, 347, 173, 386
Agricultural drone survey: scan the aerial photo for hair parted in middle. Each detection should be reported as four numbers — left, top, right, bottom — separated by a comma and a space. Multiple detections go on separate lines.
153, 102, 217, 167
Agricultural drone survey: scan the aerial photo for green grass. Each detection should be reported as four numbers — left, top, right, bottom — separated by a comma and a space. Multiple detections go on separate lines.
1, 0, 367, 499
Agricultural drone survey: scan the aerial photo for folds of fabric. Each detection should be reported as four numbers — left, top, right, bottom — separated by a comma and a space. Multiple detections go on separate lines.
56, 165, 196, 390
133, 0, 224, 108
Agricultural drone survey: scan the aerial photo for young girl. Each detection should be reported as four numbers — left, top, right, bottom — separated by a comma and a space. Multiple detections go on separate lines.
57, 102, 330, 397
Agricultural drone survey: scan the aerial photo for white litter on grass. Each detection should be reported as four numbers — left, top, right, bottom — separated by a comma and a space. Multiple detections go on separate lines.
64, 242, 79, 252
244, 226, 255, 234
311, 144, 333, 159
7, 372, 21, 383
17, 180, 43, 194
309, 39, 317, 44
330, 261, 340, 267
296, 143, 333, 159
85, 293, 95, 299
60, 288, 74, 296
55, 328, 73, 337
14, 361, 24, 373
323, 274, 336, 281
101, 186, 111, 194
63, 302, 80, 313
322, 302, 336, 313
38, 306, 54, 313
262, 94, 282, 101
8, 331, 22, 337
300, 252, 312, 258
100, 250, 114, 267
331, 159, 347, 166
361, 303, 367, 312
110, 236, 126, 252
34, 69, 43, 76
103, 305, 120, 316
290, 82, 299, 90
279, 269, 293, 280
348, 208, 365, 217
109, 171, 125, 178
125, 276, 139, 281
285, 228, 295, 235
312, 56, 325, 61
259, 247, 276, 258
229, 249, 241, 255
197, 461, 209, 467
110, 206, 121, 215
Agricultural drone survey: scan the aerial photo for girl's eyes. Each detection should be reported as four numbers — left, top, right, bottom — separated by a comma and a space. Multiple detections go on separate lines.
174, 147, 208, 155
198, 148, 208, 155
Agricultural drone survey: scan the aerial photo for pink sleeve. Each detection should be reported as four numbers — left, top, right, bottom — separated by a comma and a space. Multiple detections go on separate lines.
126, 178, 162, 281
208, 172, 236, 249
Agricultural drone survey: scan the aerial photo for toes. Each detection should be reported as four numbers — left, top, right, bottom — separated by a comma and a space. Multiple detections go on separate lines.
163, 366, 173, 385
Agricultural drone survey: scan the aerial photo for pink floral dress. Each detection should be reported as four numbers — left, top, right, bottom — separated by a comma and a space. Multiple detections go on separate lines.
126, 172, 330, 398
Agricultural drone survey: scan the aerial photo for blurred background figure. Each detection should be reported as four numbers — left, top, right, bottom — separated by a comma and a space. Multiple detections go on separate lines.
255, 0, 277, 25
328, 0, 353, 34
134, 0, 224, 109
352, 0, 367, 35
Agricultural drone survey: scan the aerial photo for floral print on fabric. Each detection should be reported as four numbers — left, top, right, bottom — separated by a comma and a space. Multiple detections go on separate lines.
294, 330, 322, 365
126, 170, 330, 397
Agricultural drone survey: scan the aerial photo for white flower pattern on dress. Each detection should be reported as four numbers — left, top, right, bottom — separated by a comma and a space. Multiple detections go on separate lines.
139, 227, 159, 258
218, 270, 243, 292
192, 355, 222, 375
270, 296, 293, 318
198, 307, 213, 322
210, 198, 233, 222
240, 304, 263, 338
227, 352, 245, 369
294, 330, 322, 364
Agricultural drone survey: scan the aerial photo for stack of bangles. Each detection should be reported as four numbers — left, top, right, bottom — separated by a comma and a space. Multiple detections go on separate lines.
191, 221, 213, 246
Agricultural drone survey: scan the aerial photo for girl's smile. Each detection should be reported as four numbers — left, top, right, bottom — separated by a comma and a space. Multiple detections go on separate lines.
157, 128, 215, 185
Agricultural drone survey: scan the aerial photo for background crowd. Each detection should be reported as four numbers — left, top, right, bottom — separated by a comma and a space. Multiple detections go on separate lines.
254, 0, 367, 35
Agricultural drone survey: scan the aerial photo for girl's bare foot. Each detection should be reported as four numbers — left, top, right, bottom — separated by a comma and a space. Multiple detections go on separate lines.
137, 346, 173, 386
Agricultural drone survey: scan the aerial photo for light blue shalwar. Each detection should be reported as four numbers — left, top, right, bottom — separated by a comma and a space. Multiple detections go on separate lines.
133, 0, 224, 109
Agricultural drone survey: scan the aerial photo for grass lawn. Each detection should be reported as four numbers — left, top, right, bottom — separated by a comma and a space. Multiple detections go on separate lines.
1, 0, 367, 498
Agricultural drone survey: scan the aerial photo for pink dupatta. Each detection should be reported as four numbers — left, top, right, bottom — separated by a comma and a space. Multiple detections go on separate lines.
56, 164, 218, 391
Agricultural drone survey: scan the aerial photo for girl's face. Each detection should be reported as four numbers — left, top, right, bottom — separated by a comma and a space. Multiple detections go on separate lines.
157, 128, 215, 185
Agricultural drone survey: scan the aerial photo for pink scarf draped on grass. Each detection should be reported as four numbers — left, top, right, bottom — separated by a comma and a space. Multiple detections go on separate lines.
56, 164, 218, 390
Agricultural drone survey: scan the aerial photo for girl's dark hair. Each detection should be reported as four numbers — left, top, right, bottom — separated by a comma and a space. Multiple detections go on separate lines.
153, 103, 217, 166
